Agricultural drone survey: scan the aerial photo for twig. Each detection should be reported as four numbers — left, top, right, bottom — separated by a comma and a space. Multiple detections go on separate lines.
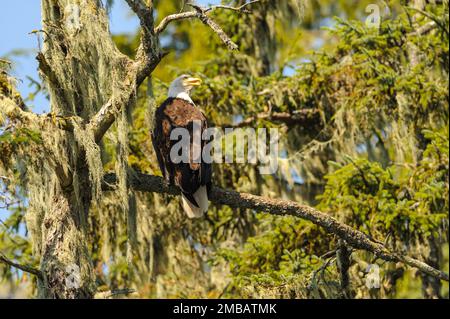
0, 252, 43, 280
203, 0, 260, 13
102, 172, 449, 282
407, 7, 449, 37
94, 288, 136, 299
308, 255, 335, 291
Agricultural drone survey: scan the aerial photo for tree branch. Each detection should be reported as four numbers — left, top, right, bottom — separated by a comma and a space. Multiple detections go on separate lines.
89, 1, 160, 143
155, 1, 260, 35
94, 288, 136, 299
0, 96, 35, 123
415, 21, 437, 36
407, 6, 449, 37
336, 240, 352, 298
0, 252, 43, 280
226, 109, 321, 128
1, 94, 74, 135
203, 0, 260, 13
154, 11, 199, 34
125, 0, 152, 21
120, 0, 156, 51
102, 172, 449, 282
0, 58, 12, 66
90, 0, 257, 142
1, 71, 28, 112
195, 11, 238, 50
155, 1, 260, 50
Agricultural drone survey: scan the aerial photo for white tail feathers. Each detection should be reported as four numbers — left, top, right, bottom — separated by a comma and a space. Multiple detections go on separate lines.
181, 186, 209, 218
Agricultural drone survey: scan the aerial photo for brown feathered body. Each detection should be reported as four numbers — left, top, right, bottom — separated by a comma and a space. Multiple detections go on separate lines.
152, 97, 212, 217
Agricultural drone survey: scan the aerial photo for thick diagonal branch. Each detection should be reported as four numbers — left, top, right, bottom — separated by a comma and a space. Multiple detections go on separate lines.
102, 172, 449, 282
87, 1, 160, 143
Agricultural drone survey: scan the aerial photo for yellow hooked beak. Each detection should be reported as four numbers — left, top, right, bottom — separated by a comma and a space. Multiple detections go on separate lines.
183, 77, 202, 87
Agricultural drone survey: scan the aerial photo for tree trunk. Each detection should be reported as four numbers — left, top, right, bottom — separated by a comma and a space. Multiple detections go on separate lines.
29, 0, 132, 298
39, 171, 94, 298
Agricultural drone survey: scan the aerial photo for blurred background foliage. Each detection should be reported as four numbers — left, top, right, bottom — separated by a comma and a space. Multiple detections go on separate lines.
0, 0, 448, 298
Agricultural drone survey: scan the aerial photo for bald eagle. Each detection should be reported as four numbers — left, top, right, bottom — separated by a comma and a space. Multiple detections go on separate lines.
151, 75, 212, 218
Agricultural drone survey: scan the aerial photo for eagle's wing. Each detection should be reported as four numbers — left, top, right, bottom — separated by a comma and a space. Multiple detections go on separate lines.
200, 110, 212, 196
151, 129, 168, 181
152, 98, 211, 205
152, 102, 174, 183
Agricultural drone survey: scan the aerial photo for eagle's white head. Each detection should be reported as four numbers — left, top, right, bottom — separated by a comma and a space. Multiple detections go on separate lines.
168, 74, 202, 103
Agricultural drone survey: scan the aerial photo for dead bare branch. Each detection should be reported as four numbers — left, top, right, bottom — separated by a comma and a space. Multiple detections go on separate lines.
155, 1, 261, 51
226, 109, 321, 128
155, 0, 260, 35
203, 0, 260, 13
154, 11, 199, 34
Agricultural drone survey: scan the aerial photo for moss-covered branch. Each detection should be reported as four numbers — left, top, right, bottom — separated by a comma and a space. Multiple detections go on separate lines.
154, 0, 260, 38
0, 97, 34, 124
102, 172, 449, 282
